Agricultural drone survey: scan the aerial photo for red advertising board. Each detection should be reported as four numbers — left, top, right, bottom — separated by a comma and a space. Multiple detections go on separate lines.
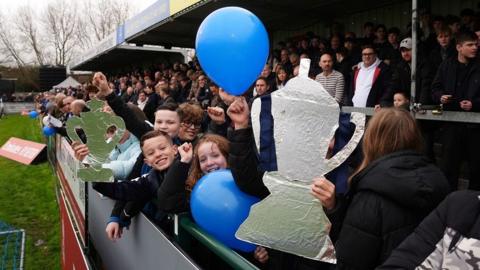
59, 190, 89, 270
0, 137, 46, 165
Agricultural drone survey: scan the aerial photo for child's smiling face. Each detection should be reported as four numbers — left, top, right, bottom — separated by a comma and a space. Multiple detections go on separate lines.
142, 135, 177, 171
198, 142, 227, 174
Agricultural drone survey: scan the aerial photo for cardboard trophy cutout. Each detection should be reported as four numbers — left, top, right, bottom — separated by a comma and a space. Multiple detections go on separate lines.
66, 99, 126, 182
236, 76, 365, 262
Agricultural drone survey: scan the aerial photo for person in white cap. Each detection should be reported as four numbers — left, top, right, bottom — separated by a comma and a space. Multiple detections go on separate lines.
391, 37, 413, 97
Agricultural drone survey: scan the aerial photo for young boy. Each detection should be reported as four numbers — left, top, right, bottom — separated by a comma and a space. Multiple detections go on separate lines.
92, 130, 192, 240
94, 130, 191, 207
393, 92, 410, 110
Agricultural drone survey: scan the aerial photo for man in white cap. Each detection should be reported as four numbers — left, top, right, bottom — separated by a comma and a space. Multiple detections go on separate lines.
391, 37, 413, 96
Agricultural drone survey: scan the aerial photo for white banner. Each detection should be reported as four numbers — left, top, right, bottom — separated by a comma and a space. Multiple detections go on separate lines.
56, 136, 85, 216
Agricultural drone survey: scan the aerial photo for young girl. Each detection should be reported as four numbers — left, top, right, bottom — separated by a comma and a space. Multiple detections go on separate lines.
186, 134, 229, 191
274, 67, 289, 90
312, 108, 450, 269
186, 134, 269, 265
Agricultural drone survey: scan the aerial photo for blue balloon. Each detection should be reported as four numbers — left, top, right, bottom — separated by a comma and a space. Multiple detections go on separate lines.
190, 169, 260, 252
196, 7, 269, 96
29, 111, 38, 119
42, 126, 56, 136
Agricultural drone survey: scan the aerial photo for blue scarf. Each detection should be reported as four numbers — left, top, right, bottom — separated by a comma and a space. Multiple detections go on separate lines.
258, 95, 278, 171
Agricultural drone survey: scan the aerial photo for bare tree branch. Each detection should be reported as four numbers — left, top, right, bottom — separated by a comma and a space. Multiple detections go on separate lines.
0, 12, 26, 67
15, 6, 45, 65
84, 0, 132, 42
43, 0, 78, 66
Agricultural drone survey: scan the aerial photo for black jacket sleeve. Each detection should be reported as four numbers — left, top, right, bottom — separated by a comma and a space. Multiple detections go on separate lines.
325, 194, 348, 243
469, 66, 480, 112
419, 62, 435, 105
111, 200, 126, 217
92, 173, 156, 202
379, 66, 394, 107
208, 120, 230, 138
105, 92, 153, 140
228, 128, 270, 199
334, 190, 384, 270
155, 160, 191, 213
378, 192, 467, 270
377, 206, 446, 269
112, 160, 191, 220
431, 61, 447, 105
120, 200, 148, 221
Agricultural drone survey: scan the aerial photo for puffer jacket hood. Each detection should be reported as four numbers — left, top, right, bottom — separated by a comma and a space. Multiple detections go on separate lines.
351, 150, 450, 214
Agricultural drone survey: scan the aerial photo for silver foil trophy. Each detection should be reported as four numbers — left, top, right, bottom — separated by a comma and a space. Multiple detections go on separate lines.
236, 76, 365, 262
66, 99, 126, 182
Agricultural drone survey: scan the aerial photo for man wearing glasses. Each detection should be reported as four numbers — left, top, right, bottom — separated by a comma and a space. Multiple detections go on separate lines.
347, 45, 393, 109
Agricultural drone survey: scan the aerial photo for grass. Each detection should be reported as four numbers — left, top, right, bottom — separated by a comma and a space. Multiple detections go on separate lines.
0, 114, 60, 270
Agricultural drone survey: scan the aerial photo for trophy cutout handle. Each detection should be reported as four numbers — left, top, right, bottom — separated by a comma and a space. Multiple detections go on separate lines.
325, 112, 365, 169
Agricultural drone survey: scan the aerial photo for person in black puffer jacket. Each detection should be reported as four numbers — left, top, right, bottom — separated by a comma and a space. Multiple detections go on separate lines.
311, 108, 450, 270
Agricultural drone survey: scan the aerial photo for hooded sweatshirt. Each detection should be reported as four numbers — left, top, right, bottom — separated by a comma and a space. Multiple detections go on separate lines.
352, 58, 382, 107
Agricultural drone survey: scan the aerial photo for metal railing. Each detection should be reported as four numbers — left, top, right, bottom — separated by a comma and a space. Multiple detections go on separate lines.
341, 106, 480, 124
176, 214, 259, 270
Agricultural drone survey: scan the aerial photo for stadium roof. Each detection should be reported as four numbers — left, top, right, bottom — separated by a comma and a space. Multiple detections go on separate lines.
126, 0, 407, 48
72, 45, 187, 71
71, 0, 408, 70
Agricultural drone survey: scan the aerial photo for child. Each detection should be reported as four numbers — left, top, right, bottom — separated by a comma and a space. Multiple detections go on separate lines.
185, 133, 269, 265
186, 134, 230, 191
393, 92, 409, 109
92, 130, 193, 234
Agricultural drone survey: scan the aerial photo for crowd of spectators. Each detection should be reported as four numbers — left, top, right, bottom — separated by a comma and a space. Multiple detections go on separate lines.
1, 92, 35, 102
33, 8, 480, 270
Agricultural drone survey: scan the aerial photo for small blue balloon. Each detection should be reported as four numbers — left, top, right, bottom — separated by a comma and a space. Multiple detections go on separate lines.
190, 169, 260, 252
29, 111, 38, 119
42, 126, 56, 136
196, 7, 269, 96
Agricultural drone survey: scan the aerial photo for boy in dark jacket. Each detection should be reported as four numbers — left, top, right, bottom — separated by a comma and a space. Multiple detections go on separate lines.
92, 130, 192, 240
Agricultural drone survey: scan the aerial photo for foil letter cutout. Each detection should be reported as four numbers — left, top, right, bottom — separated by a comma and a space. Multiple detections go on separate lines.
66, 99, 126, 182
236, 77, 365, 263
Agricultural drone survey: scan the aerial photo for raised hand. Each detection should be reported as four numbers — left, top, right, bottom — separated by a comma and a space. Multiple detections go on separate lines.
226, 96, 249, 130
71, 141, 90, 162
310, 177, 336, 210
92, 72, 113, 99
207, 106, 226, 124
178, 142, 193, 163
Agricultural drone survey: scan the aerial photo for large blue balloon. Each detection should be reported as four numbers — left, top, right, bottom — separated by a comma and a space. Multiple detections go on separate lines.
196, 7, 269, 96
29, 111, 38, 119
190, 169, 260, 252
42, 126, 56, 136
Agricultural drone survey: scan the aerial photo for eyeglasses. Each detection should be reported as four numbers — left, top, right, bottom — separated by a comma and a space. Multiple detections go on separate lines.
181, 121, 201, 129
